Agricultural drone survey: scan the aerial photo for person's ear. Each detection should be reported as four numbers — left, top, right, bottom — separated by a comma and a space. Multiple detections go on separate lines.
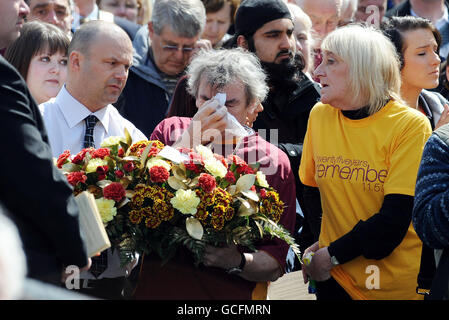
148, 21, 155, 40
237, 35, 249, 50
69, 51, 82, 71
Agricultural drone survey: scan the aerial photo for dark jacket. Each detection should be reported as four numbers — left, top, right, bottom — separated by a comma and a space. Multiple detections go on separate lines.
253, 73, 320, 255
253, 73, 321, 206
0, 56, 87, 284
114, 25, 172, 138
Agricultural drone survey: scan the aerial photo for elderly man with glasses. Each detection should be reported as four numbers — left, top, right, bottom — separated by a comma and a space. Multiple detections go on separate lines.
114, 0, 211, 138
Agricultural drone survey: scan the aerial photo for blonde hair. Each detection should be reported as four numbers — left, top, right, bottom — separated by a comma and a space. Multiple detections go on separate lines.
322, 24, 402, 114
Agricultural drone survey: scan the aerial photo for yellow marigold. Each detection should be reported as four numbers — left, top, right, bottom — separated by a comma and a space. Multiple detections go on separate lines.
95, 197, 117, 223
211, 216, 225, 230
86, 158, 108, 173
145, 214, 161, 229
100, 136, 124, 148
129, 209, 143, 224
256, 171, 269, 188
204, 158, 227, 178
170, 189, 200, 215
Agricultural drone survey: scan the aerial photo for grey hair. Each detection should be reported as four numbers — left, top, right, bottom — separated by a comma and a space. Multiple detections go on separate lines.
187, 48, 268, 106
151, 0, 206, 38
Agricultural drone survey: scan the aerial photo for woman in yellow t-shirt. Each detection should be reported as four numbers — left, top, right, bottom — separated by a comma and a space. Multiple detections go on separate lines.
299, 25, 432, 300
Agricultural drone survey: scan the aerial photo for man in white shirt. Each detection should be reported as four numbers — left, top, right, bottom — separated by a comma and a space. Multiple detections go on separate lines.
39, 20, 146, 299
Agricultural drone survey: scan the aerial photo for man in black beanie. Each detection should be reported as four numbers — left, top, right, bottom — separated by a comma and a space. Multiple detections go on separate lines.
229, 0, 322, 272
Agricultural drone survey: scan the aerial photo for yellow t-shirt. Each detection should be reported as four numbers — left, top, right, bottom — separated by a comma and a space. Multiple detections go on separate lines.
299, 100, 432, 300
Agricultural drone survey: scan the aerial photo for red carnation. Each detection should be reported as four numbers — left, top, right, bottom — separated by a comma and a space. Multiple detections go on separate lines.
57, 150, 71, 168
96, 165, 109, 181
189, 152, 204, 164
260, 188, 267, 198
225, 171, 236, 184
199, 173, 216, 193
72, 148, 92, 164
149, 166, 170, 183
227, 155, 246, 166
118, 148, 125, 157
123, 161, 135, 172
92, 148, 110, 159
236, 164, 254, 175
115, 170, 124, 178
103, 182, 126, 202
67, 171, 87, 186
185, 161, 201, 174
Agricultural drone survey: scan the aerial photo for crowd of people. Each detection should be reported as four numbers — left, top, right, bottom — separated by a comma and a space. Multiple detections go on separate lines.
1, 0, 449, 301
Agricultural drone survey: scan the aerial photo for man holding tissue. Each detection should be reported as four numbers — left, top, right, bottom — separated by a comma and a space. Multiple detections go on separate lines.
231, 0, 321, 270
131, 48, 296, 300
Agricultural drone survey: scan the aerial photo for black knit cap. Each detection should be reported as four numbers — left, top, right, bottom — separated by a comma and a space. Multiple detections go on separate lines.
234, 0, 292, 37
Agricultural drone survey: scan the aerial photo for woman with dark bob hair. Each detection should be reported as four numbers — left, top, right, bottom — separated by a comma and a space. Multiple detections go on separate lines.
5, 21, 70, 105
382, 16, 449, 130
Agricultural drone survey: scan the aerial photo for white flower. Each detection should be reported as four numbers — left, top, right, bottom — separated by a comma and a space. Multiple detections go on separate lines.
86, 158, 108, 173
195, 145, 214, 160
204, 158, 227, 178
170, 189, 200, 215
256, 171, 269, 188
100, 136, 124, 147
95, 197, 117, 223
146, 157, 171, 171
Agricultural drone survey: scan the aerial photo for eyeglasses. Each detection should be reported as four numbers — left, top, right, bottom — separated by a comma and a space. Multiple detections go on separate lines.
162, 45, 194, 54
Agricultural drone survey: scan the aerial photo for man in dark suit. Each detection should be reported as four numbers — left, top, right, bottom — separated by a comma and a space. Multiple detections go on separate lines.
0, 0, 89, 286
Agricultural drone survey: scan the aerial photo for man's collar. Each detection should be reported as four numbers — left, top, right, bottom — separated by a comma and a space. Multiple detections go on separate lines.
56, 85, 110, 133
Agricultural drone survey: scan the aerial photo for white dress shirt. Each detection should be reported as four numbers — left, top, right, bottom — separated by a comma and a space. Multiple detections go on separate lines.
39, 85, 146, 279
39, 85, 147, 158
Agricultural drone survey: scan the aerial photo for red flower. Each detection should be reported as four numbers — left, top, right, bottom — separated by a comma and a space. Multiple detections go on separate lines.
149, 166, 170, 183
92, 148, 110, 159
198, 173, 216, 193
227, 155, 246, 166
67, 171, 87, 186
189, 152, 204, 164
236, 164, 254, 175
250, 185, 256, 192
115, 170, 124, 178
118, 148, 125, 157
260, 188, 267, 198
123, 161, 135, 172
103, 182, 126, 202
72, 148, 93, 164
57, 150, 71, 169
225, 171, 236, 184
185, 161, 201, 174
96, 165, 109, 181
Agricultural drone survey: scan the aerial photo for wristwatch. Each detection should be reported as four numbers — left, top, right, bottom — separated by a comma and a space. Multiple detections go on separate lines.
330, 255, 340, 266
226, 252, 246, 275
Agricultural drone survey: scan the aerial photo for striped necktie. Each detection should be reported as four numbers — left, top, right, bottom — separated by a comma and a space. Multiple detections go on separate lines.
83, 115, 98, 148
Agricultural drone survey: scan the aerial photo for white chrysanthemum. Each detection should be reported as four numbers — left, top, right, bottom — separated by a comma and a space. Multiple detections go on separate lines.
256, 171, 269, 188
146, 157, 171, 171
204, 158, 227, 178
170, 189, 200, 215
86, 158, 108, 173
95, 197, 117, 223
100, 136, 124, 148
195, 144, 214, 160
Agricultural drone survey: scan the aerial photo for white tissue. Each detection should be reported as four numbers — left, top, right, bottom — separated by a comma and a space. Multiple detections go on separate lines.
213, 93, 248, 139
